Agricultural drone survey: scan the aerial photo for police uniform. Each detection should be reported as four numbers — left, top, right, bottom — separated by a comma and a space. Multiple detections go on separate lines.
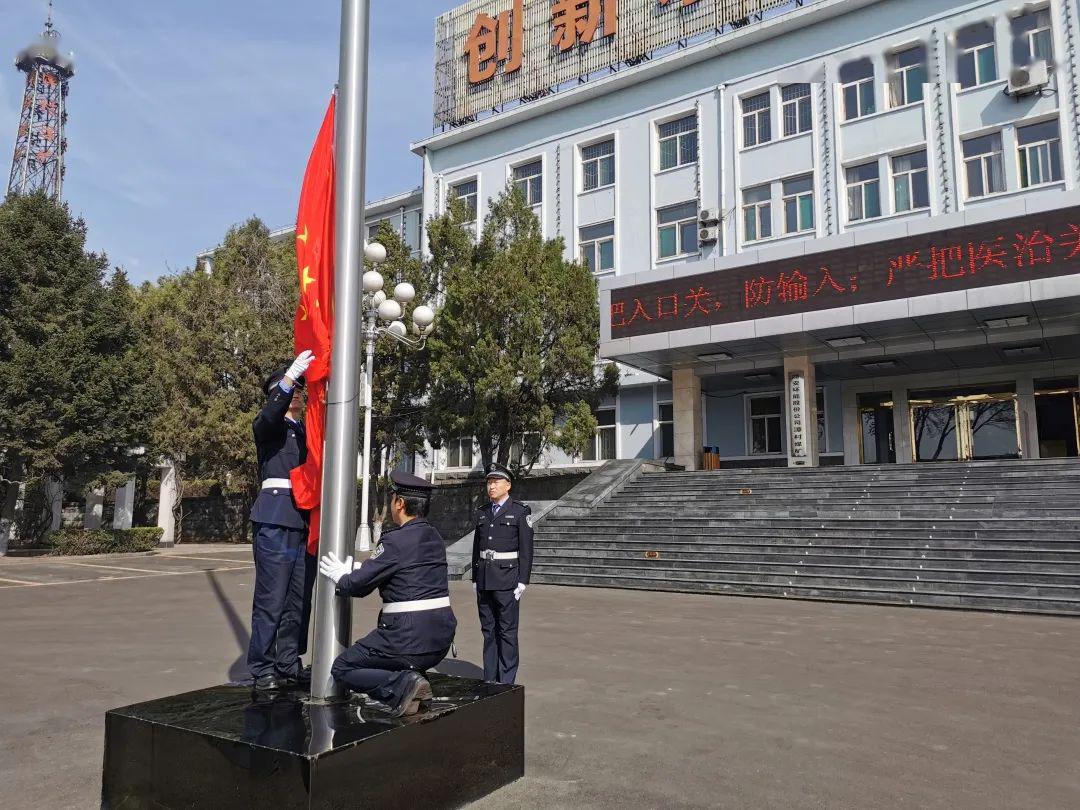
246, 368, 315, 686
473, 463, 534, 684
330, 471, 457, 710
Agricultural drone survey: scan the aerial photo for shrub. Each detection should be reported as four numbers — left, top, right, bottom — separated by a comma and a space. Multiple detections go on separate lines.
45, 527, 164, 556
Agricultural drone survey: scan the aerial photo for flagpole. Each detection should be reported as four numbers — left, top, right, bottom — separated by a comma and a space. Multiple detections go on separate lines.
310, 0, 371, 702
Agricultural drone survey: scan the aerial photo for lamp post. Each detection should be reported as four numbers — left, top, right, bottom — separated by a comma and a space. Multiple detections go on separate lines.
355, 251, 437, 552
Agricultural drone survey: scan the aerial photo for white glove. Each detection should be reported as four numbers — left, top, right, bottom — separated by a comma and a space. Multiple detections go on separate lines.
319, 551, 354, 584
513, 583, 526, 601
286, 350, 316, 383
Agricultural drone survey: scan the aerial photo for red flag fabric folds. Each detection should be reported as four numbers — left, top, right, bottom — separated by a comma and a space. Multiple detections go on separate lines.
290, 96, 335, 554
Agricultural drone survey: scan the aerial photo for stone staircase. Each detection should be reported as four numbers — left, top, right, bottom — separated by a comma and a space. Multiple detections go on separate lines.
531, 460, 1080, 615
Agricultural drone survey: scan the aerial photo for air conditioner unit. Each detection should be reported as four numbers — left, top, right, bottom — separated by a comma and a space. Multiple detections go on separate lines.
699, 225, 720, 244
1008, 61, 1050, 98
699, 207, 721, 225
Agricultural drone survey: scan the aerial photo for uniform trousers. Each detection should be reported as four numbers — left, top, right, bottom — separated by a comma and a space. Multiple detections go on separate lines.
331, 644, 449, 702
246, 522, 315, 680
477, 588, 520, 684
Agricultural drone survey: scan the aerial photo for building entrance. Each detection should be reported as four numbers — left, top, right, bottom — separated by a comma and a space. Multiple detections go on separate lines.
858, 393, 896, 464
1035, 380, 1079, 458
910, 386, 1021, 462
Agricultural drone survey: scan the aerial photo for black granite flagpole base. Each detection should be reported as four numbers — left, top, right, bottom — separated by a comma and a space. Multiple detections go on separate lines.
101, 674, 523, 809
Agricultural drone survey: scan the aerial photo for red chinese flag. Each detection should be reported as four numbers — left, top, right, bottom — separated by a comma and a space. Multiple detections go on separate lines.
290, 96, 336, 554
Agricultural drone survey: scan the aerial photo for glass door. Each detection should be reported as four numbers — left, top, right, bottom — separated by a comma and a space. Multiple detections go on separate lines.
912, 402, 960, 461
858, 393, 896, 464
964, 396, 1021, 460
1035, 383, 1080, 458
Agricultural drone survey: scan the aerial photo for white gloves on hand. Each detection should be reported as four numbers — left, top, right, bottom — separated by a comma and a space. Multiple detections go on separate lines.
286, 350, 316, 383
319, 551, 354, 584
514, 583, 527, 601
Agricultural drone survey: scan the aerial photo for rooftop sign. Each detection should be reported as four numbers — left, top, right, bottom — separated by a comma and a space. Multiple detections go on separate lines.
609, 206, 1080, 339
433, 0, 795, 128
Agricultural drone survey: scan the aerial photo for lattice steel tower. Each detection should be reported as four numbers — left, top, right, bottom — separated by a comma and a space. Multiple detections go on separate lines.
7, 3, 75, 199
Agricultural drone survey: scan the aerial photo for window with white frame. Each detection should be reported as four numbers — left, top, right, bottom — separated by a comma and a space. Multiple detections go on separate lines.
450, 178, 478, 225
657, 201, 699, 259
1017, 119, 1063, 188
742, 92, 772, 148
782, 175, 815, 234
749, 395, 783, 455
742, 185, 772, 242
781, 84, 812, 137
957, 23, 997, 89
582, 409, 616, 461
657, 114, 698, 171
579, 220, 615, 274
846, 162, 881, 222
446, 437, 474, 469
367, 218, 390, 240
840, 58, 875, 121
509, 432, 541, 467
962, 132, 1006, 198
889, 45, 927, 107
512, 159, 543, 211
1012, 8, 1054, 64
657, 401, 674, 458
891, 151, 930, 212
581, 139, 615, 191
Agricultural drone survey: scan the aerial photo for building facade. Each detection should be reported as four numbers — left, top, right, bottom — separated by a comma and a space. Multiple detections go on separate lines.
412, 0, 1080, 472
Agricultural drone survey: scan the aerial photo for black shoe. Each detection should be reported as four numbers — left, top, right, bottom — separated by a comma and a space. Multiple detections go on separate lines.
276, 666, 312, 688
386, 673, 431, 718
253, 674, 281, 692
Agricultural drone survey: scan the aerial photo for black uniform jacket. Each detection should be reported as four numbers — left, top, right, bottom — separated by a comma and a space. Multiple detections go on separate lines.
472, 498, 534, 592
336, 518, 457, 656
249, 383, 308, 530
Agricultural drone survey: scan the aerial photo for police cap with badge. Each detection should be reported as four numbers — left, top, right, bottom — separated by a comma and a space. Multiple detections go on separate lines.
485, 462, 512, 483
390, 469, 434, 500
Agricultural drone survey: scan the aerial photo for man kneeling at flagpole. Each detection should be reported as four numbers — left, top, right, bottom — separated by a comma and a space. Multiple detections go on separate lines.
318, 470, 457, 717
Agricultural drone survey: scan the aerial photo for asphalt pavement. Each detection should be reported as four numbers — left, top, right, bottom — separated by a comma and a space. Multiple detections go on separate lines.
1, 545, 1078, 809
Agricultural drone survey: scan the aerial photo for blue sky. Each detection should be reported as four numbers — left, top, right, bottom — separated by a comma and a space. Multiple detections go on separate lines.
0, 0, 450, 283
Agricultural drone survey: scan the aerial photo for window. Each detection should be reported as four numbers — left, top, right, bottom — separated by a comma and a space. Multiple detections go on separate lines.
450, 178, 478, 225
891, 151, 929, 212
889, 46, 927, 107
750, 395, 783, 455
658, 402, 674, 458
840, 59, 875, 121
742, 92, 772, 147
957, 23, 997, 89
782, 175, 815, 234
742, 185, 772, 242
446, 437, 473, 469
782, 84, 812, 137
846, 162, 881, 222
1018, 120, 1063, 188
367, 218, 390, 240
962, 133, 1006, 198
582, 409, 616, 461
579, 220, 615, 274
509, 433, 541, 467
581, 139, 615, 191
1012, 8, 1053, 65
657, 201, 699, 259
657, 114, 698, 170
512, 159, 543, 210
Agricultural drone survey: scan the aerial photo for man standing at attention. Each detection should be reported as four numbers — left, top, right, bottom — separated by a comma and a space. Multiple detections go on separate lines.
247, 349, 316, 692
472, 462, 533, 684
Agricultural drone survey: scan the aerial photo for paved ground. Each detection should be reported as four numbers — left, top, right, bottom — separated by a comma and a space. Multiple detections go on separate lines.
1, 545, 1079, 809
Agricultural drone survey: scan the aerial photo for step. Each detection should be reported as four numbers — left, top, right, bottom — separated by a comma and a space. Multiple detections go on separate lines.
528, 573, 1080, 615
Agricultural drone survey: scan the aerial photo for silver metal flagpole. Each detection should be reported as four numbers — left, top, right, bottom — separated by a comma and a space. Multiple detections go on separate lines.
310, 0, 371, 702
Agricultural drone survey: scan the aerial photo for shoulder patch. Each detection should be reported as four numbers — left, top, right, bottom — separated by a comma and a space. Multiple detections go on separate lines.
371, 543, 385, 559
525, 513, 534, 528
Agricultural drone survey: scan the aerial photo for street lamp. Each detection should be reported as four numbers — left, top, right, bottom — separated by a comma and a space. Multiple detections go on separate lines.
355, 242, 437, 552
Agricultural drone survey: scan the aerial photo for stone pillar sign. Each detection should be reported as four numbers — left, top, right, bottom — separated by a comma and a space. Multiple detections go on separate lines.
784, 355, 818, 468
672, 368, 703, 471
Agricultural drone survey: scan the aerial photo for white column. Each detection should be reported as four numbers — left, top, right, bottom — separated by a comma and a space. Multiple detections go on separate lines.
1016, 377, 1040, 460
112, 477, 136, 530
45, 477, 63, 531
83, 487, 105, 530
784, 355, 819, 468
842, 384, 861, 466
156, 464, 178, 547
893, 387, 914, 464
672, 368, 703, 471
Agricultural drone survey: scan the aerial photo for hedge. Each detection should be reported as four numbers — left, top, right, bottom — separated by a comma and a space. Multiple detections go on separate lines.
45, 527, 165, 556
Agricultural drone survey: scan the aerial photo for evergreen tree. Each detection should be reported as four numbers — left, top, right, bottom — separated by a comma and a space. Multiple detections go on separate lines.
425, 186, 617, 474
